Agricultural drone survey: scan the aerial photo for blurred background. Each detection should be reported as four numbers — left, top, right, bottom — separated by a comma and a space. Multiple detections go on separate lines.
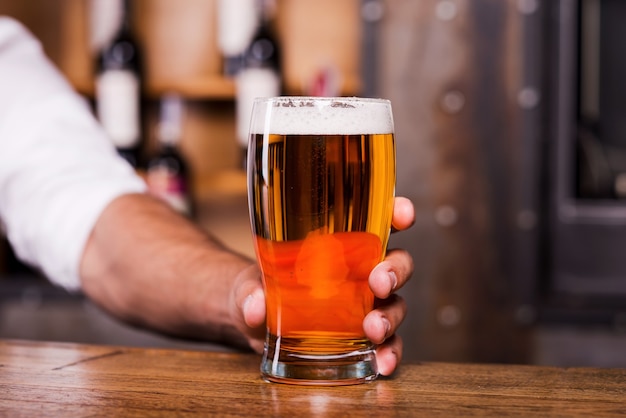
1, 0, 625, 367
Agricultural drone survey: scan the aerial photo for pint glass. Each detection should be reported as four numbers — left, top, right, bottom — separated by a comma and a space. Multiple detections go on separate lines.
247, 97, 396, 385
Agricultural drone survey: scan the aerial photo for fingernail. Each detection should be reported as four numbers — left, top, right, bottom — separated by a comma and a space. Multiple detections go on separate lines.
389, 271, 398, 291
243, 294, 253, 315
382, 317, 391, 340
243, 288, 262, 315
242, 289, 264, 327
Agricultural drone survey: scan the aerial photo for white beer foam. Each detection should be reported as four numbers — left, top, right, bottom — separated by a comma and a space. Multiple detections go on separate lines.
250, 97, 394, 135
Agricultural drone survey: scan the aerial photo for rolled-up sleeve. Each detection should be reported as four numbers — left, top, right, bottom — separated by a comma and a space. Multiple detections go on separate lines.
0, 17, 146, 290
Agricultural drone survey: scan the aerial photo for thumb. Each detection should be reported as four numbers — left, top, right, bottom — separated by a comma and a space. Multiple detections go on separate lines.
231, 264, 266, 352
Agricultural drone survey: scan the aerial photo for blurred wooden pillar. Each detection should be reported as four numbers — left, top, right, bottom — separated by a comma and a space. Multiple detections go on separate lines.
0, 1, 66, 64
383, 0, 540, 363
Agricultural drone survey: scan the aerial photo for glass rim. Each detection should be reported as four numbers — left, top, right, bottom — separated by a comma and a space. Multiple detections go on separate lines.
249, 96, 394, 135
253, 96, 391, 106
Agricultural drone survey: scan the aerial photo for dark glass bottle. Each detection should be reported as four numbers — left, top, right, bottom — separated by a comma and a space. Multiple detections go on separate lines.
235, 0, 282, 168
95, 0, 144, 168
146, 94, 194, 217
243, 1, 281, 74
217, 0, 258, 77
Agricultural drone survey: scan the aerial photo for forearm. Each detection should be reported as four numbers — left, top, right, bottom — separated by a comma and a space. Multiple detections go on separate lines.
79, 193, 256, 348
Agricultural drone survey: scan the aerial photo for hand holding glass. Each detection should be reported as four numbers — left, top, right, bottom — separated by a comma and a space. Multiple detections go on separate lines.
247, 97, 396, 385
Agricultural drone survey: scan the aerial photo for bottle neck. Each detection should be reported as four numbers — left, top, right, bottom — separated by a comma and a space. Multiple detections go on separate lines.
119, 0, 133, 36
256, 0, 276, 27
244, 0, 280, 72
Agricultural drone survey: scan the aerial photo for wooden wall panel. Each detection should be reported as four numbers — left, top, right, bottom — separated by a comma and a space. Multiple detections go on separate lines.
134, 0, 220, 87
0, 0, 68, 68
381, 0, 534, 364
276, 0, 362, 95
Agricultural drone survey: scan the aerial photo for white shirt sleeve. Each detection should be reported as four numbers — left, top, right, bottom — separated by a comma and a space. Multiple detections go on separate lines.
0, 17, 147, 291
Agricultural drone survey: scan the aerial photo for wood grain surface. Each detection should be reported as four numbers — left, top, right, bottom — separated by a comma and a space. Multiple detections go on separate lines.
0, 339, 625, 417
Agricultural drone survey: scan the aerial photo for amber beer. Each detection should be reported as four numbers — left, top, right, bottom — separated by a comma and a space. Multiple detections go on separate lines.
247, 97, 395, 385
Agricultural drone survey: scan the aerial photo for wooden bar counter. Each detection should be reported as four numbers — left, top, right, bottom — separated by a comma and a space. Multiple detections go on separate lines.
0, 339, 624, 417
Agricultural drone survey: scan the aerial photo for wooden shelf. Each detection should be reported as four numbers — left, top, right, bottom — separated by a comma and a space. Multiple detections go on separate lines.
150, 76, 235, 100
73, 75, 236, 100
73, 74, 362, 100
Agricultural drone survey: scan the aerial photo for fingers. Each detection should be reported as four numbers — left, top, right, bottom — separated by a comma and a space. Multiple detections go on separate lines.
376, 334, 403, 376
364, 295, 406, 377
369, 249, 413, 299
391, 196, 415, 232
367, 193, 414, 377
363, 294, 407, 345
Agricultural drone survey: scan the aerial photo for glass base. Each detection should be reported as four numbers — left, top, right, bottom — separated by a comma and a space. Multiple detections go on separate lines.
260, 334, 378, 386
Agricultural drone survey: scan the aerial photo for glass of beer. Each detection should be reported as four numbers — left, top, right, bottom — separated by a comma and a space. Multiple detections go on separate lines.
247, 97, 396, 385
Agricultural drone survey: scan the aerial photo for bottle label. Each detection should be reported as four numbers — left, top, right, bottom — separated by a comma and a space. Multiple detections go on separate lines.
96, 69, 141, 148
235, 68, 280, 147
